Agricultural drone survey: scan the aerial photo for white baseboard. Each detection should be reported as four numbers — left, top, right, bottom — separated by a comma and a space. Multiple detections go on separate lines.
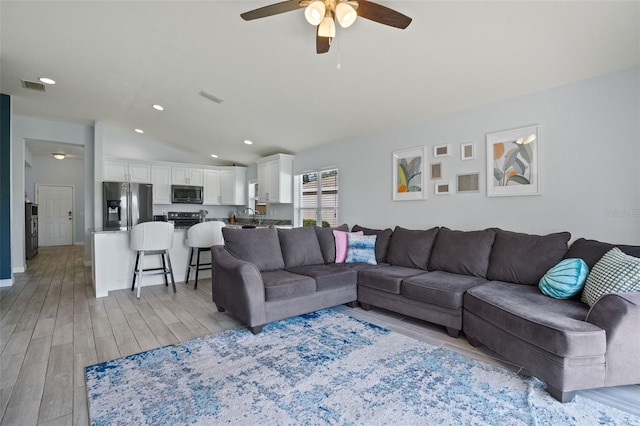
0, 278, 14, 287
84, 260, 92, 267
75, 242, 85, 246
12, 266, 25, 274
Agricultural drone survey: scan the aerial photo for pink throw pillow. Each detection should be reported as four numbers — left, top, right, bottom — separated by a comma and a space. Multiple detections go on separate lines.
333, 230, 363, 263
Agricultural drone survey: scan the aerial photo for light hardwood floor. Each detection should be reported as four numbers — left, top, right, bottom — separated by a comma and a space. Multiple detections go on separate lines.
1, 245, 639, 425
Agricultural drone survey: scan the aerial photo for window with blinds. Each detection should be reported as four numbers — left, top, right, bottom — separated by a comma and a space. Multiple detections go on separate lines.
295, 169, 338, 227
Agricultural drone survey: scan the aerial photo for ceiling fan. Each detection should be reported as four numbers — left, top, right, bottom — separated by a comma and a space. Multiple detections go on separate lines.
241, 0, 412, 54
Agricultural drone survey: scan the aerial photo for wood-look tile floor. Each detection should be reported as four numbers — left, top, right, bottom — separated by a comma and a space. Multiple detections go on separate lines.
1, 245, 639, 425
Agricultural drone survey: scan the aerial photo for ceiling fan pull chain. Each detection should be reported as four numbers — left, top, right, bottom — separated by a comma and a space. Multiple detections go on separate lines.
336, 35, 342, 70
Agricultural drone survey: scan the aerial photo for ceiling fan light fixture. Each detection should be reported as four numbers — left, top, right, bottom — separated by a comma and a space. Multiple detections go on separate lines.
318, 14, 336, 38
52, 153, 66, 160
335, 2, 357, 28
304, 1, 325, 26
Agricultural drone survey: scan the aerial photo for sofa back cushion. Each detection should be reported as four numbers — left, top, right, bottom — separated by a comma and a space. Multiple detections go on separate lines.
278, 226, 325, 269
428, 228, 496, 278
486, 229, 571, 285
314, 224, 349, 263
386, 226, 439, 270
352, 225, 393, 263
222, 226, 285, 272
565, 238, 640, 269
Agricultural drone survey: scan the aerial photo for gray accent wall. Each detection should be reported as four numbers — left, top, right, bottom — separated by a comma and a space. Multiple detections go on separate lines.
294, 67, 640, 244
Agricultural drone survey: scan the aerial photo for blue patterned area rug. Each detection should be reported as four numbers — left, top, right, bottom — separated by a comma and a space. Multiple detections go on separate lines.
86, 310, 639, 425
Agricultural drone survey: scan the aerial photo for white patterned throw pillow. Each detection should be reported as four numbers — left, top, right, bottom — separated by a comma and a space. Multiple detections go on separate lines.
581, 247, 640, 307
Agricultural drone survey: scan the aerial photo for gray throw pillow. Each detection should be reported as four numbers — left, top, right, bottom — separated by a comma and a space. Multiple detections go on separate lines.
428, 227, 496, 278
565, 238, 640, 269
278, 227, 325, 269
486, 229, 571, 285
222, 226, 285, 272
315, 224, 349, 263
352, 225, 393, 263
386, 226, 440, 270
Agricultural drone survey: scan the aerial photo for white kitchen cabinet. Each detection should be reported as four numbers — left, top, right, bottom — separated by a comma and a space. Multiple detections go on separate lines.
172, 166, 203, 186
203, 167, 247, 205
103, 159, 151, 183
256, 154, 294, 203
203, 169, 221, 205
151, 164, 172, 204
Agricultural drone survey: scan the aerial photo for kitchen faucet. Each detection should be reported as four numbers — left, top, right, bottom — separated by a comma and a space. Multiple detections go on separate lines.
243, 207, 257, 223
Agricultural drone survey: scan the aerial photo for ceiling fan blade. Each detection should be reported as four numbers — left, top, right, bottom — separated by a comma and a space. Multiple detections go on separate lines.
356, 0, 412, 29
240, 0, 303, 21
316, 27, 331, 54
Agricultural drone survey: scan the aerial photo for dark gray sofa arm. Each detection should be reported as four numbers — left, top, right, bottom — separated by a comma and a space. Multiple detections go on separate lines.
211, 246, 267, 328
586, 291, 640, 387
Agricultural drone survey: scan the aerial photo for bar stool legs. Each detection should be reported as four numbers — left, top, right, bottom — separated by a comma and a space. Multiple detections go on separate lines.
131, 249, 176, 299
185, 247, 211, 290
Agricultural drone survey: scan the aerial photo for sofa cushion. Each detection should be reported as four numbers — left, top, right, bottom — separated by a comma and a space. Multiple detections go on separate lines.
402, 271, 487, 309
352, 225, 393, 263
539, 258, 589, 300
346, 234, 377, 265
358, 265, 424, 294
581, 248, 640, 307
333, 230, 363, 263
277, 227, 325, 269
464, 282, 605, 358
222, 226, 285, 272
486, 229, 571, 286
565, 238, 640, 269
428, 228, 496, 278
314, 224, 349, 263
386, 226, 439, 270
287, 263, 357, 292
261, 270, 316, 301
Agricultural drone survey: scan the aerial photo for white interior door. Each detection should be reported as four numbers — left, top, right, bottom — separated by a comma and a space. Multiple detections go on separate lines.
37, 185, 73, 246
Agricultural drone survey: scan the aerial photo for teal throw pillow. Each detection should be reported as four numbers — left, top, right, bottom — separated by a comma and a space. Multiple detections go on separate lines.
581, 248, 640, 307
538, 258, 589, 299
346, 234, 377, 265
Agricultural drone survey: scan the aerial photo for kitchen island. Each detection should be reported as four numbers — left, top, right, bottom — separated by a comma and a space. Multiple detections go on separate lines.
91, 227, 210, 298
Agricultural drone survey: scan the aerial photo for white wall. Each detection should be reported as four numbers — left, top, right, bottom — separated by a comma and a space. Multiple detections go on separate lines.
25, 155, 86, 244
294, 67, 640, 244
11, 116, 94, 273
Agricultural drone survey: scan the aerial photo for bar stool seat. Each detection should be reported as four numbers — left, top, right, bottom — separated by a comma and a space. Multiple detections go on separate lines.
130, 221, 176, 298
185, 221, 225, 289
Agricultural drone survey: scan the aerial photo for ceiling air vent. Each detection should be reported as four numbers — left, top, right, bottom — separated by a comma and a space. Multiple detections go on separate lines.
199, 90, 224, 104
21, 80, 46, 92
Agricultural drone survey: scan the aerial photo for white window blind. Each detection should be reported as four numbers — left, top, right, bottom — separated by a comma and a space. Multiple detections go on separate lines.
295, 169, 338, 227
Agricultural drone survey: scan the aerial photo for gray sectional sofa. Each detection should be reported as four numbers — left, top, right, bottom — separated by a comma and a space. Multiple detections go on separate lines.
211, 224, 640, 402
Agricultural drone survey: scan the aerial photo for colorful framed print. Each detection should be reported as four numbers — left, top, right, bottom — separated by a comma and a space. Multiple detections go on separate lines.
392, 146, 427, 201
486, 125, 540, 197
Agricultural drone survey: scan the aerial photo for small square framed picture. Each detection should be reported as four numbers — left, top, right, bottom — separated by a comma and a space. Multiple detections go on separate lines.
430, 162, 442, 179
457, 172, 480, 193
461, 142, 475, 161
434, 182, 451, 195
433, 144, 450, 158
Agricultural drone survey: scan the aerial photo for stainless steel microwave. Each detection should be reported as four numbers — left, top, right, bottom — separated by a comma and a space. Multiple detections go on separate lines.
171, 185, 203, 204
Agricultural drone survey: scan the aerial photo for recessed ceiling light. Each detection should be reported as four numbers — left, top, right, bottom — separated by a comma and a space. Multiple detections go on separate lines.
210, 154, 219, 158
244, 140, 253, 145
38, 77, 56, 85
134, 128, 144, 134
52, 153, 66, 160
152, 104, 164, 111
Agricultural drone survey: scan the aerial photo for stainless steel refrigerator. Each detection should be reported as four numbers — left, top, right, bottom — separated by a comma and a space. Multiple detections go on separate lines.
103, 182, 153, 230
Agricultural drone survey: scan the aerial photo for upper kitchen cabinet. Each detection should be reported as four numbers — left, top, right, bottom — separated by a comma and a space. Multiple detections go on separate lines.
203, 167, 247, 205
151, 164, 172, 204
103, 159, 151, 183
256, 154, 294, 204
172, 166, 203, 186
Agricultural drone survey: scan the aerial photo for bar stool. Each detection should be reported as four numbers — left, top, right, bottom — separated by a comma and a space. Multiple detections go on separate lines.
185, 221, 225, 289
130, 221, 176, 299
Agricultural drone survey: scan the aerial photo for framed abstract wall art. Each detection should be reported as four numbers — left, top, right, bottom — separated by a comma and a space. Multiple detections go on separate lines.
392, 146, 427, 201
486, 125, 540, 197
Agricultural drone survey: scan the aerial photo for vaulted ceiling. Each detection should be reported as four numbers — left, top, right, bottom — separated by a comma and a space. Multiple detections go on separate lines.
2, 1, 638, 165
